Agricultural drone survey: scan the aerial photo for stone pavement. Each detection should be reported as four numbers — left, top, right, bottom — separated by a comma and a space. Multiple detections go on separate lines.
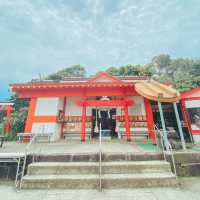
1, 178, 200, 200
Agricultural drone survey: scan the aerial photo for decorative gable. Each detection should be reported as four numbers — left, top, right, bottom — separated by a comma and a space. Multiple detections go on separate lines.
89, 72, 122, 83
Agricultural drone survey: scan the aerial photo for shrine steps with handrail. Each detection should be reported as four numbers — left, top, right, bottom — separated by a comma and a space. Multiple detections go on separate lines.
17, 124, 178, 189
20, 126, 178, 190
20, 160, 178, 189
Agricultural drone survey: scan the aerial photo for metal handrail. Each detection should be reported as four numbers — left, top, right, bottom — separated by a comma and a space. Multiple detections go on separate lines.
18, 134, 37, 189
166, 139, 177, 179
99, 123, 102, 191
154, 125, 166, 160
154, 125, 177, 179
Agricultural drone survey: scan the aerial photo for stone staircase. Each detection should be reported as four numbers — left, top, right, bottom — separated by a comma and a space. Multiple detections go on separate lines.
21, 155, 178, 189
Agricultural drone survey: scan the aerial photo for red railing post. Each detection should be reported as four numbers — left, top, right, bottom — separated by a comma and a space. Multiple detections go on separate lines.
60, 97, 67, 139
5, 105, 12, 133
124, 105, 131, 141
144, 98, 155, 142
81, 102, 86, 142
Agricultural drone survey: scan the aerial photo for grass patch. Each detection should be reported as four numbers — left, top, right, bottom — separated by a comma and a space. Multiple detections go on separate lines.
137, 139, 159, 152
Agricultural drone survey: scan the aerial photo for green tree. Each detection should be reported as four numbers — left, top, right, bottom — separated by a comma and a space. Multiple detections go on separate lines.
106, 64, 153, 77
46, 65, 86, 81
151, 54, 171, 73
148, 55, 200, 92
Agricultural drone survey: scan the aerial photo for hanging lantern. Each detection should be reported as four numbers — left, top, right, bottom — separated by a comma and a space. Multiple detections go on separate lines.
99, 96, 112, 118
94, 107, 99, 133
100, 96, 110, 101
100, 96, 110, 112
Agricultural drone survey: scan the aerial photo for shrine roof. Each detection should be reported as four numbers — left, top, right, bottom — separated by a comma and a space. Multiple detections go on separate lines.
62, 75, 148, 82
10, 72, 148, 92
135, 79, 180, 103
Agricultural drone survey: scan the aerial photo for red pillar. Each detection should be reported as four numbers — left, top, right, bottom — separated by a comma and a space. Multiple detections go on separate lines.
181, 100, 192, 136
81, 103, 86, 142
61, 97, 67, 139
124, 105, 131, 141
25, 97, 37, 132
5, 106, 12, 133
144, 98, 155, 142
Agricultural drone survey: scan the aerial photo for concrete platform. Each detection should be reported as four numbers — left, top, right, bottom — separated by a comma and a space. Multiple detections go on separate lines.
0, 139, 159, 155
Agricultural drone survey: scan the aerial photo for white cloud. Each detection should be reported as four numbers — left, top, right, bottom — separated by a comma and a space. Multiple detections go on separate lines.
0, 0, 199, 84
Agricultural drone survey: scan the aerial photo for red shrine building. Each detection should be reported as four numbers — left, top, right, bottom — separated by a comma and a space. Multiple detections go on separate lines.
10, 72, 158, 142
181, 87, 200, 142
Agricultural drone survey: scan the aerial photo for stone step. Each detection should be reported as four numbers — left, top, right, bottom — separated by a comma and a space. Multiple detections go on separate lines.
22, 174, 98, 189
102, 173, 178, 188
102, 161, 171, 174
34, 152, 163, 162
22, 173, 178, 189
27, 161, 171, 175
28, 162, 98, 175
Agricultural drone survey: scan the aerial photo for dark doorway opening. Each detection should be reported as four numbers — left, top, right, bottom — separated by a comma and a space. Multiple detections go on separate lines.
91, 108, 117, 138
152, 101, 191, 142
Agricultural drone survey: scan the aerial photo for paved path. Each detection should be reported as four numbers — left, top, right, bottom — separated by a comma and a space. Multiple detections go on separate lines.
1, 178, 200, 200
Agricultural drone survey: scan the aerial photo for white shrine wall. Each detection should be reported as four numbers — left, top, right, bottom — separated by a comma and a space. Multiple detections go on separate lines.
128, 96, 146, 115
65, 97, 91, 116
31, 97, 63, 141
115, 96, 146, 116
34, 97, 60, 116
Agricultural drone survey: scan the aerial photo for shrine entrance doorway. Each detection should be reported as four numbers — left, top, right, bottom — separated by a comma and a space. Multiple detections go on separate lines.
77, 98, 134, 141
91, 108, 117, 139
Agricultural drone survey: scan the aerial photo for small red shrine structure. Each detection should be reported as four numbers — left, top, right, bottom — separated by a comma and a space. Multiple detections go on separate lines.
0, 102, 14, 133
10, 72, 164, 142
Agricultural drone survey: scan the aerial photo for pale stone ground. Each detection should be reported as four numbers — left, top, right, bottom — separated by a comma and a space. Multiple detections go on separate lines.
1, 178, 200, 200
1, 141, 200, 199
1, 140, 199, 156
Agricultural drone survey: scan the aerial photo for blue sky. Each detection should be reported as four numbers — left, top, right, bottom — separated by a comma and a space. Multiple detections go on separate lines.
0, 0, 200, 100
